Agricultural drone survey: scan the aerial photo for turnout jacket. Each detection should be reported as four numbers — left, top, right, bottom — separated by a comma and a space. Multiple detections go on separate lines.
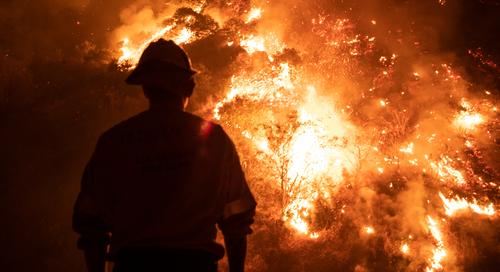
73, 107, 256, 259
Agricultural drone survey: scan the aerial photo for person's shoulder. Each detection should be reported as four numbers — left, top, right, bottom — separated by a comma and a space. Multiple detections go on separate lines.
182, 112, 229, 140
180, 111, 207, 124
181, 111, 218, 129
98, 111, 148, 142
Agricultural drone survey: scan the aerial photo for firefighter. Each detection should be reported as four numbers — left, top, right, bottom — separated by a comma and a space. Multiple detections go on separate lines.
73, 39, 256, 272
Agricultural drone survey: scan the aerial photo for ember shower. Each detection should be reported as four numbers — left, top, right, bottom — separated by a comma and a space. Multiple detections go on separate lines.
110, 0, 498, 271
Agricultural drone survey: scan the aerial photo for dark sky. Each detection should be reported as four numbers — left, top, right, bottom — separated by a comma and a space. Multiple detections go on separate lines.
0, 1, 499, 271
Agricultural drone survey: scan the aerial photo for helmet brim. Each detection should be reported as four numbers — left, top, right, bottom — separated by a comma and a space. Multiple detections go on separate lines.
125, 60, 197, 85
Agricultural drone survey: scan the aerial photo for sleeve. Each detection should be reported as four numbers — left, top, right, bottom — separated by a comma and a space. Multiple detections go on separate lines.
72, 137, 111, 249
217, 134, 257, 237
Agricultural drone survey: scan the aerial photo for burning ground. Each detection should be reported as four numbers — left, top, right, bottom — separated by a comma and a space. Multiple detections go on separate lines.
1, 0, 499, 271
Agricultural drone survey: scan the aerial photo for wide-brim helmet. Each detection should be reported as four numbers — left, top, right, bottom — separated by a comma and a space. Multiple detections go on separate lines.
125, 39, 196, 85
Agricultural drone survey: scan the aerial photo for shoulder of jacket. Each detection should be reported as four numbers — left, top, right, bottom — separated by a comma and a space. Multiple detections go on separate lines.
99, 111, 148, 142
181, 112, 226, 136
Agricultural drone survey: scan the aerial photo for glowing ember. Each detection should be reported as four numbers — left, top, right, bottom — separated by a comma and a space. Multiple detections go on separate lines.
399, 142, 414, 154
309, 232, 320, 239
364, 226, 375, 234
401, 243, 410, 255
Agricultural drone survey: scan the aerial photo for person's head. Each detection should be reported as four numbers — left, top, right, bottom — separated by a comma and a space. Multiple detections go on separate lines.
125, 39, 196, 109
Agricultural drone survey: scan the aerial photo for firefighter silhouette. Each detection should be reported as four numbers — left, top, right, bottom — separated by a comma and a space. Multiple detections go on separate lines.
73, 39, 256, 272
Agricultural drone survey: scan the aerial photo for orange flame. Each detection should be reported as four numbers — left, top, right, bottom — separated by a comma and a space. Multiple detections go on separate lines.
439, 192, 495, 217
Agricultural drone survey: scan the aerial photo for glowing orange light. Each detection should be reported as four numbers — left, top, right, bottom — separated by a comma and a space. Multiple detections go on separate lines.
240, 35, 266, 54
246, 7, 262, 23
364, 226, 375, 234
454, 112, 484, 130
399, 142, 414, 154
401, 243, 410, 254
439, 193, 495, 217
109, 2, 499, 265
426, 216, 446, 272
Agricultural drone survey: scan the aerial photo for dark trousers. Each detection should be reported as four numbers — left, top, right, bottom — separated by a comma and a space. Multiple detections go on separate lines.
113, 248, 218, 272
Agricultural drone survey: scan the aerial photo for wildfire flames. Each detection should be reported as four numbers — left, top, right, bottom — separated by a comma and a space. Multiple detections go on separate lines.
112, 1, 498, 271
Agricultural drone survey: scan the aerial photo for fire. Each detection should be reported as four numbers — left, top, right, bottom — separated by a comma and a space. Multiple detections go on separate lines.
119, 38, 133, 64
214, 63, 356, 236
454, 112, 484, 130
284, 198, 313, 235
110, 1, 499, 270
453, 98, 486, 131
399, 142, 414, 154
363, 226, 375, 234
118, 25, 195, 67
213, 61, 294, 120
239, 33, 284, 56
439, 192, 495, 217
401, 243, 410, 254
117, 24, 175, 67
246, 7, 262, 23
429, 156, 466, 185
240, 35, 266, 54
174, 27, 194, 44
426, 216, 446, 272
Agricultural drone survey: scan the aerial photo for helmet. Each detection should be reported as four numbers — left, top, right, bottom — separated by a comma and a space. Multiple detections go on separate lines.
125, 39, 196, 86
